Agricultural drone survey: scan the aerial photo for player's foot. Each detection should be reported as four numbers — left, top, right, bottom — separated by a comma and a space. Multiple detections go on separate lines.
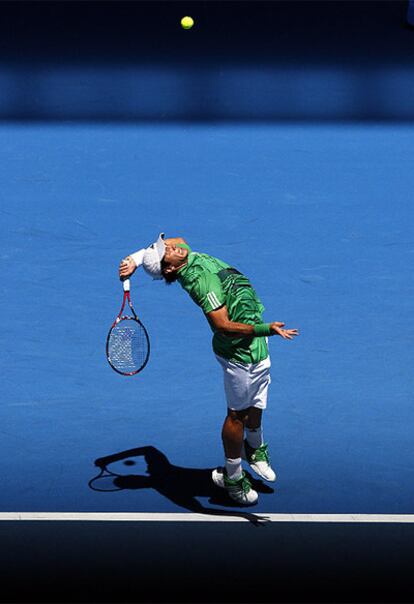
242, 440, 276, 482
212, 467, 258, 505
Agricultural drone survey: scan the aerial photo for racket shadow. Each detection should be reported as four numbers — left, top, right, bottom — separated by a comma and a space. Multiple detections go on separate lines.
89, 445, 274, 526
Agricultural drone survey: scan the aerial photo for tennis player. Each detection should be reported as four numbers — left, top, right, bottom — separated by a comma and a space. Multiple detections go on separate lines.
119, 233, 299, 505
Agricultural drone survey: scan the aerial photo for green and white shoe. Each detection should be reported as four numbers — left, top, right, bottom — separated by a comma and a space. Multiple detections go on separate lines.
212, 467, 258, 505
242, 441, 276, 482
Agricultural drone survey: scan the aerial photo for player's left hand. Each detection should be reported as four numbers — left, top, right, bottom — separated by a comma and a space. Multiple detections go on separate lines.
270, 322, 299, 340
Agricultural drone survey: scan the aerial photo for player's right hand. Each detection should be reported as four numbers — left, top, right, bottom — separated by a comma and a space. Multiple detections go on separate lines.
119, 256, 137, 280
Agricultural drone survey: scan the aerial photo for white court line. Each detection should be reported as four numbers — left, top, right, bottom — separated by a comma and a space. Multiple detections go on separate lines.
0, 513, 413, 523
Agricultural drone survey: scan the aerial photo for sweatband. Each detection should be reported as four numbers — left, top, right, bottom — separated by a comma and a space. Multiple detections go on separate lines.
253, 323, 272, 337
176, 243, 192, 252
130, 248, 146, 267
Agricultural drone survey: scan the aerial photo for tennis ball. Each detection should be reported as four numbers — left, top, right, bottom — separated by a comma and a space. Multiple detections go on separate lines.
181, 16, 194, 30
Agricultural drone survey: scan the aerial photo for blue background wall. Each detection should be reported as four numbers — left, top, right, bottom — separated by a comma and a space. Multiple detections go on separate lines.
0, 1, 413, 122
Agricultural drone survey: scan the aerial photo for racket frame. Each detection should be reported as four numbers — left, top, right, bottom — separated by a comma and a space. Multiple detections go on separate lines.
106, 279, 150, 376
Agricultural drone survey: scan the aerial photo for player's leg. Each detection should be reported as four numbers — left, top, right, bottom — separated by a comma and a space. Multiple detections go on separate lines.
213, 408, 258, 505
242, 357, 276, 482
243, 407, 276, 482
212, 356, 258, 505
221, 408, 247, 461
245, 407, 264, 448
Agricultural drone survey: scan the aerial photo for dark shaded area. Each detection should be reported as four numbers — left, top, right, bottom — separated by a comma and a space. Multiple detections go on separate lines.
0, 1, 409, 65
0, 1, 413, 121
0, 520, 413, 603
89, 445, 273, 525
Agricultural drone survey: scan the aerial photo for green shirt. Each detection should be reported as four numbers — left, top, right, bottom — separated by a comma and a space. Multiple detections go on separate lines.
177, 247, 269, 365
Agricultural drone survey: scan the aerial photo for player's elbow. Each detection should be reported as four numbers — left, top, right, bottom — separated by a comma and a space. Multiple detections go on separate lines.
214, 320, 232, 334
207, 306, 231, 333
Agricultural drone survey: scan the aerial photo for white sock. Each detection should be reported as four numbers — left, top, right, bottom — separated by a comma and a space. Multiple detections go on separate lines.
225, 457, 242, 481
245, 426, 264, 450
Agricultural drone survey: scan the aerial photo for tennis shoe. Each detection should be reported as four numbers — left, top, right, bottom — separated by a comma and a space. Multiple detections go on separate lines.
242, 440, 276, 482
212, 467, 258, 505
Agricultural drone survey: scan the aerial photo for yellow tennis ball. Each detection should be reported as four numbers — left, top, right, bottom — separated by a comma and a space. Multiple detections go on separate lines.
181, 16, 194, 30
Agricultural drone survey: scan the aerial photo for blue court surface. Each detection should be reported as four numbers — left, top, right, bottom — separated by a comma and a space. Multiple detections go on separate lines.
0, 2, 414, 603
1, 121, 413, 516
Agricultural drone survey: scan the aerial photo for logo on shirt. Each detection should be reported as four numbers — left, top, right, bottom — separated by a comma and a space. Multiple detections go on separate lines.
207, 291, 221, 309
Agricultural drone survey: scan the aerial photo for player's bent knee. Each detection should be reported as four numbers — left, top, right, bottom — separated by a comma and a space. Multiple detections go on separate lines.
227, 408, 249, 424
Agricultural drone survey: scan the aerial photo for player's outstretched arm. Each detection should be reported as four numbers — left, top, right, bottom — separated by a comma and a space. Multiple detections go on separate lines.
208, 307, 299, 340
118, 245, 150, 280
118, 238, 188, 281
119, 255, 138, 280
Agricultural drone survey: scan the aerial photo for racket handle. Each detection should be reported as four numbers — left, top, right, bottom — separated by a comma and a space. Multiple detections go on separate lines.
123, 278, 130, 292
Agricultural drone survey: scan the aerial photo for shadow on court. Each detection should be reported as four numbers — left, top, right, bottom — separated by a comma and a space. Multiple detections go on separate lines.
89, 445, 273, 526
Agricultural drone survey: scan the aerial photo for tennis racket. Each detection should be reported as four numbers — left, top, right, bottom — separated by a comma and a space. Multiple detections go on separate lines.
106, 279, 150, 376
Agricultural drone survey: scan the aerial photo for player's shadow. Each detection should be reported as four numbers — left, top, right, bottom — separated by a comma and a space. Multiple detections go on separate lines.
88, 445, 274, 526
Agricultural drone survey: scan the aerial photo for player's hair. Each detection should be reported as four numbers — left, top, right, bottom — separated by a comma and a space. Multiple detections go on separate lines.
161, 259, 177, 285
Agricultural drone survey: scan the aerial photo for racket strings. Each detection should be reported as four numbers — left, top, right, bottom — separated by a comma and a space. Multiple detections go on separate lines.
107, 319, 148, 374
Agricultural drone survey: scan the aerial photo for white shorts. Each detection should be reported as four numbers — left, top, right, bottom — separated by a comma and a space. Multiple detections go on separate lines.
215, 354, 271, 412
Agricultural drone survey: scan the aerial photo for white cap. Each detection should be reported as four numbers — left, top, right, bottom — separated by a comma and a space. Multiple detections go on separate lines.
142, 232, 166, 280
